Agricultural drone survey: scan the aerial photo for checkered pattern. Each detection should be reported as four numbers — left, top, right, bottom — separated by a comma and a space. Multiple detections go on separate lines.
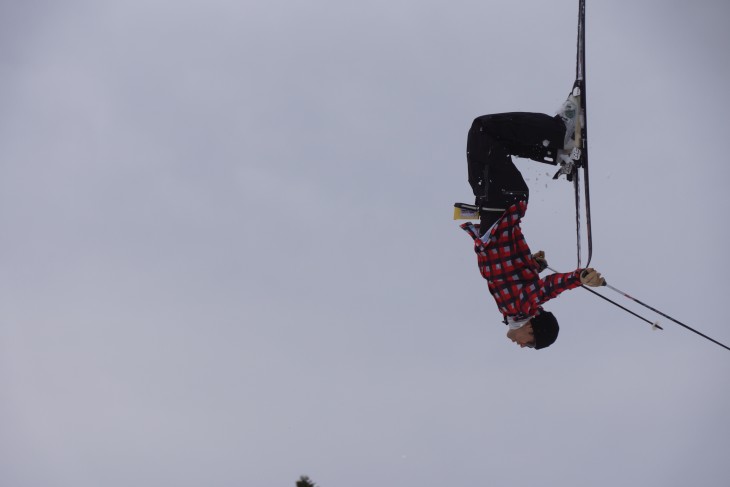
461, 200, 582, 319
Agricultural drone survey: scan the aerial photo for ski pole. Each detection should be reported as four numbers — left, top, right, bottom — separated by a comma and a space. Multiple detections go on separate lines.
580, 284, 662, 330
546, 266, 661, 330
601, 282, 730, 352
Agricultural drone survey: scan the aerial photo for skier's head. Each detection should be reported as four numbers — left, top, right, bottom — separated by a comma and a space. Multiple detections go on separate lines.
530, 310, 559, 350
506, 310, 559, 350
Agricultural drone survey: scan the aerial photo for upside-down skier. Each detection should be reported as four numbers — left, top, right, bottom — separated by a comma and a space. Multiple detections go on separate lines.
461, 99, 605, 350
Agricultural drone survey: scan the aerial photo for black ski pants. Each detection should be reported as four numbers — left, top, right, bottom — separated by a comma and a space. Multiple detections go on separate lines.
467, 112, 566, 206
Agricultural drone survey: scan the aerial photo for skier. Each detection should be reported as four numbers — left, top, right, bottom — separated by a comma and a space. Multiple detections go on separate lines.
462, 106, 604, 350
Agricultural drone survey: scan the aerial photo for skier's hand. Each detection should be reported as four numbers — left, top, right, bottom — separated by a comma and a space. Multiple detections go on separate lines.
580, 268, 605, 287
532, 251, 548, 272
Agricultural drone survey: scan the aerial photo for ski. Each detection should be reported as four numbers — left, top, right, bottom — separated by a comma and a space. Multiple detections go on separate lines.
573, 0, 593, 267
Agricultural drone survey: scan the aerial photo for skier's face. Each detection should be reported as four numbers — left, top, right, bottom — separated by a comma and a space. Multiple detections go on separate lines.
507, 323, 535, 348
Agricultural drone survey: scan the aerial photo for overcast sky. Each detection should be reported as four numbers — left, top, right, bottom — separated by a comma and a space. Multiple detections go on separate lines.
1, 1, 729, 486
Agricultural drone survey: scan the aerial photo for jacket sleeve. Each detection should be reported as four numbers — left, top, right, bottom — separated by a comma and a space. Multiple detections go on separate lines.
538, 270, 582, 304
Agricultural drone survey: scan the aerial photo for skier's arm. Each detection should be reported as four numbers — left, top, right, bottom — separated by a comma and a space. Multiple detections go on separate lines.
538, 270, 583, 304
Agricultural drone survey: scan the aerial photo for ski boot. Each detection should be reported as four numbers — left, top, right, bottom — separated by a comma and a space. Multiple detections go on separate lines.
553, 93, 582, 181
553, 147, 581, 181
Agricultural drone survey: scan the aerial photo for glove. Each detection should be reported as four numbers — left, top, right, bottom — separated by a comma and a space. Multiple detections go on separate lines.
532, 251, 548, 273
580, 268, 605, 287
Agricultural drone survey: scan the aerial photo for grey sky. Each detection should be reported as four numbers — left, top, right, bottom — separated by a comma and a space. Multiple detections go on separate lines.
1, 1, 729, 486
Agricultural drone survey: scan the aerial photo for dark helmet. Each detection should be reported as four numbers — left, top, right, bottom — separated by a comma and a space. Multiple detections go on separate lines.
531, 310, 559, 350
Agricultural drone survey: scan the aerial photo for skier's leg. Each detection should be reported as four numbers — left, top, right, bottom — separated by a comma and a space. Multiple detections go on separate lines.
468, 113, 552, 203
467, 112, 564, 234
466, 119, 529, 233
475, 112, 566, 165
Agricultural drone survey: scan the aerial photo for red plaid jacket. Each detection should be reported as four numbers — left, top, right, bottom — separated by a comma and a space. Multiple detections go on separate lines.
461, 200, 582, 319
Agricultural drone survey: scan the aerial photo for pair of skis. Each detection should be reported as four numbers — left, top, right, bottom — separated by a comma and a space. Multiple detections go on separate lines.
454, 0, 592, 269
569, 0, 592, 268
